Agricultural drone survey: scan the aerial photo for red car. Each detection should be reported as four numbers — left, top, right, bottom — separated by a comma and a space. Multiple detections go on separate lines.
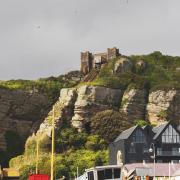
29, 174, 50, 180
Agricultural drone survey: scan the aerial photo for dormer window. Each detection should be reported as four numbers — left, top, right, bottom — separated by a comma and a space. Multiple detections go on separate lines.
131, 129, 146, 143
162, 125, 180, 143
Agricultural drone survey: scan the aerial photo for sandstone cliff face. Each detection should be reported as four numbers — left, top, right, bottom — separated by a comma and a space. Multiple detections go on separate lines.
0, 89, 51, 150
146, 90, 180, 125
35, 86, 180, 134
120, 88, 148, 122
71, 85, 123, 131
2, 85, 180, 150
38, 88, 77, 135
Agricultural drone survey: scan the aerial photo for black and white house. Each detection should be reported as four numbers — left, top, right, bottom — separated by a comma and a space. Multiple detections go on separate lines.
109, 121, 180, 165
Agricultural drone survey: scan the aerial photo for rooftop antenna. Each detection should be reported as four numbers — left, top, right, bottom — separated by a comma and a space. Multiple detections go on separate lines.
51, 107, 55, 180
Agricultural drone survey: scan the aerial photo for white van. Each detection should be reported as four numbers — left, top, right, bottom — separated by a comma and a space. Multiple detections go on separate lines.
77, 165, 123, 180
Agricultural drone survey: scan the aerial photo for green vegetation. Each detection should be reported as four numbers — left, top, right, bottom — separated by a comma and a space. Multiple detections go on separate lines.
90, 110, 131, 142
0, 131, 24, 167
84, 51, 180, 90
134, 119, 150, 127
157, 110, 168, 120
0, 71, 82, 102
10, 127, 108, 179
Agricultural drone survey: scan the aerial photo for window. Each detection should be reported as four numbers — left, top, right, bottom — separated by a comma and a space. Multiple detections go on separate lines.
129, 146, 136, 153
97, 168, 121, 179
162, 125, 180, 143
88, 171, 94, 180
105, 169, 112, 179
172, 148, 179, 156
114, 168, 121, 178
143, 147, 149, 153
97, 170, 104, 180
157, 148, 162, 155
132, 129, 146, 143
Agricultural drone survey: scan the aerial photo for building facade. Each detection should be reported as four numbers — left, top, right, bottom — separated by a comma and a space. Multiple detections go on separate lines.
109, 122, 180, 165
80, 47, 120, 75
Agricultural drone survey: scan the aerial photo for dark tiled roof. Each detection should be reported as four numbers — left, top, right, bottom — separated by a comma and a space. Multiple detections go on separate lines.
152, 122, 169, 140
114, 126, 138, 142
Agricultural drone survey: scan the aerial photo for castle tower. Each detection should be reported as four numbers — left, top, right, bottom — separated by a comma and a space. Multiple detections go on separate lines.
107, 47, 120, 60
81, 51, 93, 75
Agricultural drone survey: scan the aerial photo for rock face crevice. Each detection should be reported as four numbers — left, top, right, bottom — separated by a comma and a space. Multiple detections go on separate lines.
120, 88, 148, 122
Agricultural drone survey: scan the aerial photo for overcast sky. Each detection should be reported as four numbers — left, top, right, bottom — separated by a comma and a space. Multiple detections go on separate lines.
0, 0, 180, 80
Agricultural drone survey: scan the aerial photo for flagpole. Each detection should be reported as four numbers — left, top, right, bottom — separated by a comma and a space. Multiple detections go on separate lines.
51, 107, 55, 180
36, 138, 39, 174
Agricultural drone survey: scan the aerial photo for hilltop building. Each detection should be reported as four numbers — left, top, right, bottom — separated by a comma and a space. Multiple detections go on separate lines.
81, 47, 120, 75
109, 121, 180, 165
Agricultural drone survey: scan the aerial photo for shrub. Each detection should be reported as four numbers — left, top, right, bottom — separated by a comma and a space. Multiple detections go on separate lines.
85, 135, 106, 151
90, 110, 131, 142
134, 119, 150, 127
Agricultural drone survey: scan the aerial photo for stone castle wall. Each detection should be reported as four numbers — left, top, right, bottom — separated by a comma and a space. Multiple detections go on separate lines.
81, 47, 120, 75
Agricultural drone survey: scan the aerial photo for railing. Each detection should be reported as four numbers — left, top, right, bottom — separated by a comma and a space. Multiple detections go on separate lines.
156, 151, 180, 156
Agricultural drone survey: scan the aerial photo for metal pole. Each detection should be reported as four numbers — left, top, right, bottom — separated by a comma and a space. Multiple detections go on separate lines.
51, 107, 55, 180
36, 138, 39, 174
153, 144, 155, 180
169, 162, 171, 180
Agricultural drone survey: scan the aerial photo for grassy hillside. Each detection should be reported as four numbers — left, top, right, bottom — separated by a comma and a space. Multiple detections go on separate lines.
0, 71, 83, 102
87, 51, 180, 90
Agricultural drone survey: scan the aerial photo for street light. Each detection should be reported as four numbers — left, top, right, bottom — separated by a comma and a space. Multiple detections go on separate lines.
149, 143, 155, 180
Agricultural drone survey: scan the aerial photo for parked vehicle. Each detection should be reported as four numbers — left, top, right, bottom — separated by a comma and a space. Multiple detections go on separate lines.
77, 165, 123, 180
28, 174, 50, 180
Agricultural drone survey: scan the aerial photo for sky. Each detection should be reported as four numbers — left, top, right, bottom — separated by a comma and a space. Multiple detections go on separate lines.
0, 0, 180, 80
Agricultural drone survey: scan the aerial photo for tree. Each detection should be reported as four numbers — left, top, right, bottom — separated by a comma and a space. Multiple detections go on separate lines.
90, 110, 131, 143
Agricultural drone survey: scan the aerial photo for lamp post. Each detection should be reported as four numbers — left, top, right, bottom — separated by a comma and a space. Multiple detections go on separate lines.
149, 143, 155, 180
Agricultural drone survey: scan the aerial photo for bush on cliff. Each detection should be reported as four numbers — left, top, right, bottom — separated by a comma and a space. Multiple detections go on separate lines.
90, 110, 131, 142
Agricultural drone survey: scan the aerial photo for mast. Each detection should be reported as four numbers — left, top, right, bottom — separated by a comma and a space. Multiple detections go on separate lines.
51, 107, 55, 180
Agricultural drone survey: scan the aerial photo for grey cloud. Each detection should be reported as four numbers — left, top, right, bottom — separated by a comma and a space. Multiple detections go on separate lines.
0, 0, 179, 80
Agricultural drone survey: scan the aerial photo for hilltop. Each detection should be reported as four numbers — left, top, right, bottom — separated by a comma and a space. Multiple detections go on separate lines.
0, 50, 180, 179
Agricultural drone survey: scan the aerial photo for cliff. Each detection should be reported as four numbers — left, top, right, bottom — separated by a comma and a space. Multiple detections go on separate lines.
0, 71, 82, 151
5, 51, 180, 178
0, 88, 51, 150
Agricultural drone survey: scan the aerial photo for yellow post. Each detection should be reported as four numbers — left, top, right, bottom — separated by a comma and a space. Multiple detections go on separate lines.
51, 107, 55, 180
36, 138, 39, 174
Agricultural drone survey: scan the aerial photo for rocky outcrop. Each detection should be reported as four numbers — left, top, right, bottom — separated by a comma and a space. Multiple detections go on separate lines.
36, 86, 180, 133
146, 90, 180, 125
120, 88, 148, 122
0, 89, 51, 150
114, 57, 133, 74
1, 85, 180, 150
38, 88, 77, 136
71, 85, 123, 131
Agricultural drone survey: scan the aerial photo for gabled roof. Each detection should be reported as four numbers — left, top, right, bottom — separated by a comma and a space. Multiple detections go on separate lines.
114, 125, 138, 142
152, 122, 169, 140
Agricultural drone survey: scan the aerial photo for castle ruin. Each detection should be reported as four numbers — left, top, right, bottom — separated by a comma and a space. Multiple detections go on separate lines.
81, 47, 120, 75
